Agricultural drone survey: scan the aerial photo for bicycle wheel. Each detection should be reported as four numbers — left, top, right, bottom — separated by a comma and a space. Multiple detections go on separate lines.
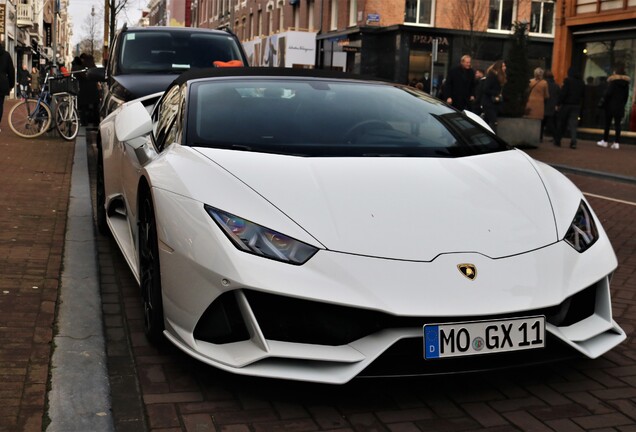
8, 99, 52, 138
55, 100, 80, 141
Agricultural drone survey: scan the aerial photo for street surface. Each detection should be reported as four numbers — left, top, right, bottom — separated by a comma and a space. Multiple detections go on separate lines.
86, 136, 636, 432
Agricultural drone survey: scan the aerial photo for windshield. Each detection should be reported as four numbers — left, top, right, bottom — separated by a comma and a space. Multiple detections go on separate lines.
119, 31, 244, 74
187, 78, 509, 157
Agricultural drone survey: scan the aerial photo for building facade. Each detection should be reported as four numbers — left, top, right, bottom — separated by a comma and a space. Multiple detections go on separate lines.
190, 1, 555, 88
553, 0, 636, 135
0, 0, 73, 96
148, 0, 192, 27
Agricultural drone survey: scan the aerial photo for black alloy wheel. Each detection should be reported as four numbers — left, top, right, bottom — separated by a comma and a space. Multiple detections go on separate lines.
139, 193, 165, 344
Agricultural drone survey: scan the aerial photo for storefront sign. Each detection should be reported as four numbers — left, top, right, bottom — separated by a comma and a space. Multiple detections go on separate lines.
0, 4, 5, 39
367, 13, 380, 23
343, 46, 360, 53
243, 31, 317, 68
411, 35, 449, 47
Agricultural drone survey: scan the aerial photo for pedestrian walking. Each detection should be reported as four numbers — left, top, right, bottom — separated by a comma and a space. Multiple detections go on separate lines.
30, 66, 41, 97
442, 54, 476, 111
0, 42, 16, 132
554, 67, 584, 149
524, 67, 549, 125
596, 63, 630, 150
543, 70, 560, 141
471, 68, 486, 115
17, 64, 30, 99
78, 53, 100, 126
480, 60, 507, 133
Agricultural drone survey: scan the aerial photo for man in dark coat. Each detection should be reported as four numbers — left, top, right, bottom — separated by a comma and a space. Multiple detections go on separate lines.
542, 70, 560, 141
554, 67, 585, 149
443, 54, 475, 111
0, 42, 16, 132
597, 63, 630, 150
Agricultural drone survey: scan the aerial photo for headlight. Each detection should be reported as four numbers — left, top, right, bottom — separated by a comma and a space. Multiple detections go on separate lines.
564, 200, 598, 253
205, 205, 318, 265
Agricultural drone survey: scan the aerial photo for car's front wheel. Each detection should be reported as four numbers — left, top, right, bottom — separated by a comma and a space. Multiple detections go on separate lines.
138, 192, 165, 344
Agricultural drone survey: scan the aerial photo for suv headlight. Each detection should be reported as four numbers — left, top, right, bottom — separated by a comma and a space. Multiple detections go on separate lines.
205, 205, 318, 265
564, 200, 598, 253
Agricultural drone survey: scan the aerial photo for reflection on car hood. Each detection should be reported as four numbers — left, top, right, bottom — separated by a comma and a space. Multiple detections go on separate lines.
195, 148, 558, 261
113, 74, 178, 100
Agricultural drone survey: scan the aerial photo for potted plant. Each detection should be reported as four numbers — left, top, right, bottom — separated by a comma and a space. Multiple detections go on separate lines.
496, 21, 542, 147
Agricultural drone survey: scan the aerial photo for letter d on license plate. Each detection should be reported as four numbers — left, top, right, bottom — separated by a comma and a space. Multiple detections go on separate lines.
424, 316, 545, 359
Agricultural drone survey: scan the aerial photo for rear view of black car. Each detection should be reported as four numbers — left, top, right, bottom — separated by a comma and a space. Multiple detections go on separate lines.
90, 25, 248, 119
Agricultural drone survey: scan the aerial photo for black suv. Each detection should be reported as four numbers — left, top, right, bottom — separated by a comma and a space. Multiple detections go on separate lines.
91, 25, 248, 119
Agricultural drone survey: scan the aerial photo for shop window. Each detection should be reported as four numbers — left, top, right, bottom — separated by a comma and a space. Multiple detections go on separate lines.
405, 0, 433, 25
530, 0, 554, 35
580, 39, 636, 132
488, 0, 514, 31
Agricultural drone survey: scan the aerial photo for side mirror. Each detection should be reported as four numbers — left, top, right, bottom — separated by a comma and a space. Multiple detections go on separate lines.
115, 101, 153, 146
463, 109, 494, 134
87, 67, 106, 82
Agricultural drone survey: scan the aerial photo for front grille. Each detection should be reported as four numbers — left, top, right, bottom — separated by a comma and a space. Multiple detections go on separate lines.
194, 282, 599, 346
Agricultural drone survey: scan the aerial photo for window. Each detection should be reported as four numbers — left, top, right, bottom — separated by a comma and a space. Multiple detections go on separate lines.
118, 31, 244, 74
405, 0, 433, 25
488, 0, 514, 31
279, 1, 285, 32
308, 0, 315, 31
349, 0, 357, 26
330, 0, 338, 30
530, 0, 554, 35
257, 10, 262, 36
152, 85, 183, 151
294, 3, 300, 29
188, 79, 508, 157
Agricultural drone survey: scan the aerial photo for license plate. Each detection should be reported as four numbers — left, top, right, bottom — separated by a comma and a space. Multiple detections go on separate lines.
424, 316, 545, 359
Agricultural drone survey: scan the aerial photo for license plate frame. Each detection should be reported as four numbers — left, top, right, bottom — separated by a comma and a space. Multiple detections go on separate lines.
424, 316, 545, 360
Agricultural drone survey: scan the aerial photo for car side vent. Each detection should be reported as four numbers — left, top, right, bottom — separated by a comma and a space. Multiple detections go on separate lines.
546, 283, 597, 327
193, 291, 250, 344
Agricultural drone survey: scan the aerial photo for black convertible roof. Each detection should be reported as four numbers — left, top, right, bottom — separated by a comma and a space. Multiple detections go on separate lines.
172, 67, 391, 86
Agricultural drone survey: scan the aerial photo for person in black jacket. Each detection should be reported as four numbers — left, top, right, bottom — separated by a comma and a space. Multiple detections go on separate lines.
596, 64, 630, 150
443, 55, 476, 111
0, 42, 16, 132
542, 70, 560, 141
480, 60, 507, 133
554, 67, 585, 149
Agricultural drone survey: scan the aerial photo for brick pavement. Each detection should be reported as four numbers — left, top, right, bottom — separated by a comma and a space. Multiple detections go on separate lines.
0, 99, 74, 432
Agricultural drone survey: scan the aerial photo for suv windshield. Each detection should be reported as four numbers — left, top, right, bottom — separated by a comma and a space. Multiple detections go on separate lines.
119, 31, 244, 74
187, 78, 509, 158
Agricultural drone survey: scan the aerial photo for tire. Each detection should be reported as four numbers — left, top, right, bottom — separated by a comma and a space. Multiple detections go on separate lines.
138, 192, 165, 344
95, 140, 110, 236
55, 100, 79, 140
8, 99, 52, 139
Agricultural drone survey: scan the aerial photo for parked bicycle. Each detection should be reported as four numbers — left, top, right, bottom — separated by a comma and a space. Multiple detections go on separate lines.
8, 69, 84, 140
51, 75, 81, 140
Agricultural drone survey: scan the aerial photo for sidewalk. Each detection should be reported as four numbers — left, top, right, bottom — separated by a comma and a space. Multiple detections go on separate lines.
0, 101, 75, 432
0, 94, 634, 432
522, 138, 636, 184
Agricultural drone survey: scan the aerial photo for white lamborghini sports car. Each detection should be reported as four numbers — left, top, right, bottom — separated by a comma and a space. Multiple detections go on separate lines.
97, 67, 625, 384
